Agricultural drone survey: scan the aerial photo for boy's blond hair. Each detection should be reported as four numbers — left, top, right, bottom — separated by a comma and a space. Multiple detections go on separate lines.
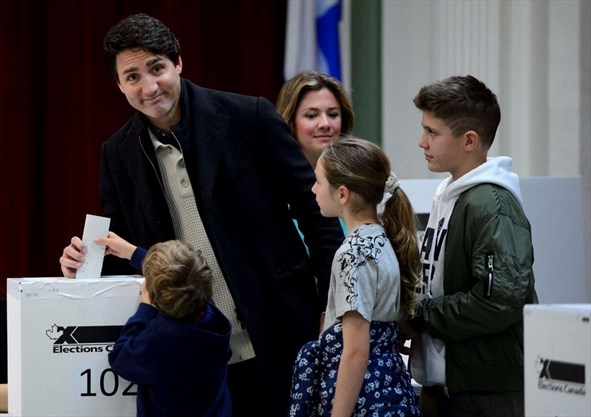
142, 240, 212, 320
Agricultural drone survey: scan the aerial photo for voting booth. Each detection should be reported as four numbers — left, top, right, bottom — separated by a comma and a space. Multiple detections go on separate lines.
7, 276, 143, 417
524, 304, 591, 417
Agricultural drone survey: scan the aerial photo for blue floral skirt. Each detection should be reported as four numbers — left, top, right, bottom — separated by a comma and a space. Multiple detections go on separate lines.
289, 321, 420, 417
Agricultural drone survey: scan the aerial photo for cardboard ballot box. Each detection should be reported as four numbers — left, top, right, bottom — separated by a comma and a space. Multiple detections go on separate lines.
524, 304, 591, 417
7, 277, 143, 417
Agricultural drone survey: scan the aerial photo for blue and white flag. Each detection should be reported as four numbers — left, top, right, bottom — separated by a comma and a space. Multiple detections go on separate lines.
284, 0, 343, 81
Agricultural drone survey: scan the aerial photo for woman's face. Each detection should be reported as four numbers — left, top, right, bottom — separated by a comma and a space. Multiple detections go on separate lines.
294, 88, 342, 166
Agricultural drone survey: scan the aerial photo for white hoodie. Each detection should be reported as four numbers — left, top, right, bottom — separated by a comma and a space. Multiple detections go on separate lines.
411, 156, 522, 386
419, 156, 523, 299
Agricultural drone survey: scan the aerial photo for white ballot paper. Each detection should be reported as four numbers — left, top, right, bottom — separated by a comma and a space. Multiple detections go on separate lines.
76, 214, 110, 279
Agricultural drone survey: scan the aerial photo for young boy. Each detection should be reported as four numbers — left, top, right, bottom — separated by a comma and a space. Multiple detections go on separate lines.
107, 239, 232, 417
400, 75, 538, 417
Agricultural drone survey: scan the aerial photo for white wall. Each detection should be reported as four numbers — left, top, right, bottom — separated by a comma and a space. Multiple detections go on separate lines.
381, 0, 590, 301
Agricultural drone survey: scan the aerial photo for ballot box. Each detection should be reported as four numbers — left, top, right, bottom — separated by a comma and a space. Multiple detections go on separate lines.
524, 304, 591, 417
7, 276, 143, 417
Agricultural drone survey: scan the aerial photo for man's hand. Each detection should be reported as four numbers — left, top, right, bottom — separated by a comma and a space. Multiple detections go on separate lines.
59, 236, 87, 278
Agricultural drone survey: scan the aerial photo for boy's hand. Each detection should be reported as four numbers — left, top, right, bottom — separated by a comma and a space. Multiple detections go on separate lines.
95, 231, 136, 260
139, 280, 152, 305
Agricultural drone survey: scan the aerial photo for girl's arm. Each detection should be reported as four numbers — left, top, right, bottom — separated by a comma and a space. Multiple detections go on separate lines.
331, 311, 370, 417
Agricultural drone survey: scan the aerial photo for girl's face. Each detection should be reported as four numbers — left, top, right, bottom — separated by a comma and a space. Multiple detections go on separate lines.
311, 157, 341, 218
294, 88, 342, 164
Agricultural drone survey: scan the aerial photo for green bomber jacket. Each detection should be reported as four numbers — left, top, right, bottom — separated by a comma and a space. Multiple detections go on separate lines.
413, 183, 538, 394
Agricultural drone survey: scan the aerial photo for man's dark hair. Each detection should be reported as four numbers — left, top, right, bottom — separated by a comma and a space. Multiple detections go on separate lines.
103, 13, 181, 83
413, 75, 501, 148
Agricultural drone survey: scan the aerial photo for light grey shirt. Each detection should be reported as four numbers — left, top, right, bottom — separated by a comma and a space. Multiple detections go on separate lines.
323, 223, 402, 332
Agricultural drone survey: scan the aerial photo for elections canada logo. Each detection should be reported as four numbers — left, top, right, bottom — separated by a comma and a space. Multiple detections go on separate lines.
535, 356, 586, 396
46, 324, 123, 354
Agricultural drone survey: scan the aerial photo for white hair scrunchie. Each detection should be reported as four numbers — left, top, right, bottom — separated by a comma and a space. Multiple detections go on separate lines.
384, 172, 400, 194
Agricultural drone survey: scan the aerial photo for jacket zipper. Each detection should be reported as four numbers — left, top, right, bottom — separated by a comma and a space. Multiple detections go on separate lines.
484, 252, 494, 297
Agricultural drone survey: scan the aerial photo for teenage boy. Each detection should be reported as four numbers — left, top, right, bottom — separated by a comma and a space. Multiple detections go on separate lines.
400, 75, 538, 417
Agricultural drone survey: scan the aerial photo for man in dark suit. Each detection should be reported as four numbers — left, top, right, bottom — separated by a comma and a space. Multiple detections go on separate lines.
59, 13, 343, 417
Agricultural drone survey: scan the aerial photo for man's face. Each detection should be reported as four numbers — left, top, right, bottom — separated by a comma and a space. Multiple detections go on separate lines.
116, 49, 182, 129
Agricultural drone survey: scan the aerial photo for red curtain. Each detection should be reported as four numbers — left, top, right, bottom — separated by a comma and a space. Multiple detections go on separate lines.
0, 0, 287, 296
